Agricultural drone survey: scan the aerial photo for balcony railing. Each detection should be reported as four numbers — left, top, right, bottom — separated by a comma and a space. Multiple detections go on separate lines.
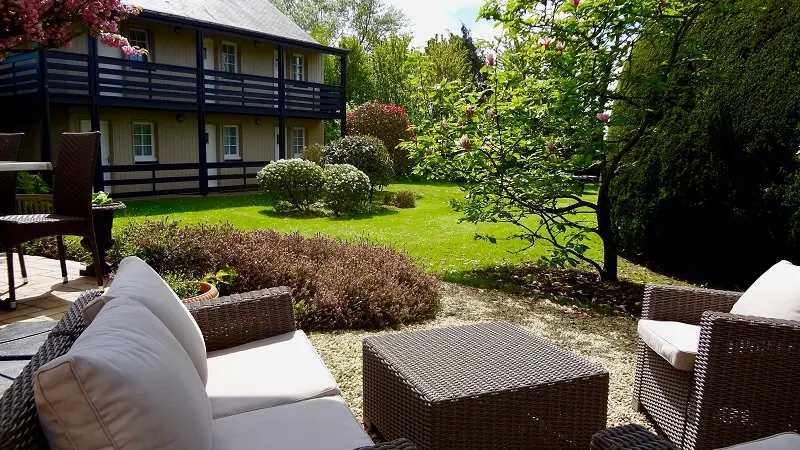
0, 51, 343, 117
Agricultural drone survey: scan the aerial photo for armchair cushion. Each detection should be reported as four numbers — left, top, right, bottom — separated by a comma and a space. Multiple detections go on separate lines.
34, 296, 212, 450
720, 432, 800, 449
638, 319, 701, 371
104, 256, 208, 384
211, 396, 372, 450
731, 261, 800, 322
206, 330, 341, 418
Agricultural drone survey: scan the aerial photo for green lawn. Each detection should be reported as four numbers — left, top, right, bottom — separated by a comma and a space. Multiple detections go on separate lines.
117, 181, 604, 277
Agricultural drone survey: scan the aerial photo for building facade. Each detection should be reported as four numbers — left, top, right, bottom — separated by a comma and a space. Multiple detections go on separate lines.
0, 0, 346, 197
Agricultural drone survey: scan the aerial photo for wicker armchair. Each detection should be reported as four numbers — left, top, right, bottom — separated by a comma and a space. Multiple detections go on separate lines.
0, 288, 415, 450
0, 133, 28, 288
633, 284, 800, 450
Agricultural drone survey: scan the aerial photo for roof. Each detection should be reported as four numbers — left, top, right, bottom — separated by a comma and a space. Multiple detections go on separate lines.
124, 0, 319, 46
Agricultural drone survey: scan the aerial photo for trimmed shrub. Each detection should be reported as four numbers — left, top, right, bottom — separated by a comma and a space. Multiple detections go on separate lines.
323, 136, 393, 193
300, 143, 325, 165
322, 164, 371, 215
256, 159, 324, 211
346, 102, 415, 175
391, 190, 416, 209
609, 0, 800, 286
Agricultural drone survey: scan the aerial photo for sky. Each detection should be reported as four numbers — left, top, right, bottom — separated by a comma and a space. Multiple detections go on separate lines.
384, 0, 500, 48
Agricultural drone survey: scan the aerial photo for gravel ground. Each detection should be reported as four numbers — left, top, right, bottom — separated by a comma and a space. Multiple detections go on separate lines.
307, 281, 649, 431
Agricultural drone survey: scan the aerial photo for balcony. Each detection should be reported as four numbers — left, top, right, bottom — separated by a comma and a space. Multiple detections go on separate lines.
0, 51, 343, 119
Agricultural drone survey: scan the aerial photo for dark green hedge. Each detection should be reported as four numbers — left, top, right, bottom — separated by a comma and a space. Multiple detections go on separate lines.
610, 0, 800, 288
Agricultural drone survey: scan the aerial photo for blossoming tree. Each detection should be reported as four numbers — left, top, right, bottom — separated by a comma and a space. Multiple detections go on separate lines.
407, 0, 727, 281
0, 0, 145, 57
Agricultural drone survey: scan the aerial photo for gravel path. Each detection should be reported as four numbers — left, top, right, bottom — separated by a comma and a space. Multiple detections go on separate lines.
308, 281, 649, 430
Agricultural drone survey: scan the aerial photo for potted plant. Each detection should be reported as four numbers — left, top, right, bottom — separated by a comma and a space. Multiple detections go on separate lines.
79, 192, 127, 277
182, 266, 237, 304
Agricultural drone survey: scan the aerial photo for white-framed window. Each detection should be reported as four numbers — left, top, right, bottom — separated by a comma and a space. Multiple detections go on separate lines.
291, 54, 304, 81
221, 42, 237, 73
128, 28, 150, 62
132, 122, 156, 162
273, 50, 279, 78
223, 125, 240, 160
292, 127, 305, 158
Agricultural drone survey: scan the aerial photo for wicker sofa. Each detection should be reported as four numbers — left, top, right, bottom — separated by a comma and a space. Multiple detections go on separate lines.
0, 257, 415, 450
633, 266, 800, 450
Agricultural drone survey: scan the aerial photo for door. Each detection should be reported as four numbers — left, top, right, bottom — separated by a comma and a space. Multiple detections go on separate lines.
80, 120, 111, 191
274, 127, 288, 160
96, 39, 122, 97
206, 125, 218, 188
203, 39, 215, 104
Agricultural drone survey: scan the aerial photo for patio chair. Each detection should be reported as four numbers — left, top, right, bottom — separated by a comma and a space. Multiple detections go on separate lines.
633, 262, 800, 450
0, 133, 28, 285
0, 132, 103, 309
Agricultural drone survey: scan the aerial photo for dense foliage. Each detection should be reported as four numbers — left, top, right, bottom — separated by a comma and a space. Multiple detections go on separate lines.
323, 136, 393, 195
390, 190, 416, 209
30, 221, 441, 330
347, 103, 415, 175
610, 0, 800, 286
322, 164, 371, 215
300, 143, 326, 165
256, 159, 325, 211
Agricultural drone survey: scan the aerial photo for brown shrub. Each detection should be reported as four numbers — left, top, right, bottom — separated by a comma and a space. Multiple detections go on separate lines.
391, 190, 416, 209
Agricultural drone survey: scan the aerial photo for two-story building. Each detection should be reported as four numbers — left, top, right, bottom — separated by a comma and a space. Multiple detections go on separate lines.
0, 0, 347, 197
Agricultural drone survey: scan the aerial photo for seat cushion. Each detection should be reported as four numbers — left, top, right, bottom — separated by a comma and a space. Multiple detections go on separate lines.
638, 319, 701, 372
720, 432, 800, 449
206, 330, 341, 418
104, 256, 208, 384
34, 296, 213, 450
211, 396, 372, 450
731, 261, 800, 322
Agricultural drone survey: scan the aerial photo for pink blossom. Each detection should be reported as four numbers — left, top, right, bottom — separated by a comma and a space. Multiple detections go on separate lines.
465, 106, 476, 117
597, 112, 611, 124
486, 52, 496, 67
539, 37, 553, 49
487, 108, 497, 118
440, 120, 448, 129
556, 42, 566, 53
457, 120, 466, 128
457, 134, 471, 150
546, 141, 555, 156
573, 0, 580, 7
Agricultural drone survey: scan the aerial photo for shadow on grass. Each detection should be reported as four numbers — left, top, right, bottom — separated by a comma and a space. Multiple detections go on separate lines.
258, 206, 400, 220
444, 263, 645, 317
120, 193, 269, 218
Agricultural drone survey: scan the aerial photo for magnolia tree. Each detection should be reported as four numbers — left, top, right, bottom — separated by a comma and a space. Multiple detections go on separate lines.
0, 0, 145, 57
407, 0, 725, 281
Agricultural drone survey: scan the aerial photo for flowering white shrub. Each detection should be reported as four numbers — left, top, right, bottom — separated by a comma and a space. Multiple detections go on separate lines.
322, 164, 371, 215
257, 159, 324, 211
322, 136, 393, 191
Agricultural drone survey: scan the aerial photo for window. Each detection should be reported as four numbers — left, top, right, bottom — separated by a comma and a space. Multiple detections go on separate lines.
292, 127, 305, 158
273, 50, 279, 78
223, 125, 240, 160
221, 42, 237, 73
128, 28, 150, 62
291, 54, 304, 81
132, 122, 156, 162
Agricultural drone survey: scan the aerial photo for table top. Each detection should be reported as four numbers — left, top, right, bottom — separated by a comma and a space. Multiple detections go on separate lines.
364, 322, 608, 401
0, 161, 53, 172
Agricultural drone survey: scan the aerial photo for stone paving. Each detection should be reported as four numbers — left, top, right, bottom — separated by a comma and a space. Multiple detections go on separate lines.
0, 255, 100, 325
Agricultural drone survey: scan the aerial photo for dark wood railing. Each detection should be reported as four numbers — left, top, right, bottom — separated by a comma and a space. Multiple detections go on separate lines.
0, 52, 40, 97
97, 56, 197, 103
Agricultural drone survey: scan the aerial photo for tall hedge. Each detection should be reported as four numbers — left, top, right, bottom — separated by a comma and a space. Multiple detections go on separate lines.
610, 0, 800, 287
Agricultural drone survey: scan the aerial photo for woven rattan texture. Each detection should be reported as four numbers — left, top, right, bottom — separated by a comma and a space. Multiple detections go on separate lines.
355, 438, 418, 450
187, 287, 296, 352
0, 133, 24, 217
634, 284, 800, 450
0, 290, 101, 450
591, 424, 678, 450
363, 322, 609, 450
51, 133, 98, 221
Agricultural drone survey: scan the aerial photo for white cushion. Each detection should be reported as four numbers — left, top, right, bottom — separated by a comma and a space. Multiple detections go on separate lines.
34, 297, 213, 450
211, 396, 372, 450
105, 256, 208, 384
720, 432, 800, 449
206, 330, 341, 418
731, 261, 800, 322
638, 319, 701, 372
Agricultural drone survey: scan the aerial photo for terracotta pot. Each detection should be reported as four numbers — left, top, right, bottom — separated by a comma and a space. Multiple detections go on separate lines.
182, 282, 219, 304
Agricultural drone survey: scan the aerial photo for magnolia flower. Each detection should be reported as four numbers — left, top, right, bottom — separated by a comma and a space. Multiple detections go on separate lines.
573, 0, 580, 7
539, 37, 553, 49
546, 141, 555, 156
466, 106, 476, 117
457, 120, 466, 128
556, 42, 566, 53
486, 52, 496, 67
440, 120, 448, 129
597, 112, 611, 124
457, 134, 471, 150
487, 108, 497, 118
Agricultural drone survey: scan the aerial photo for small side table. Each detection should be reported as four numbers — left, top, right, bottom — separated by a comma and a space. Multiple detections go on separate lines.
80, 201, 126, 277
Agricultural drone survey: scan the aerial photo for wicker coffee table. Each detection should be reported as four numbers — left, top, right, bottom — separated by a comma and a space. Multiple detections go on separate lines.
363, 322, 609, 450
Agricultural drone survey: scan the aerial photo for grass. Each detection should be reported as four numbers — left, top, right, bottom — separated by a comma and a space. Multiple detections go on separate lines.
117, 181, 605, 277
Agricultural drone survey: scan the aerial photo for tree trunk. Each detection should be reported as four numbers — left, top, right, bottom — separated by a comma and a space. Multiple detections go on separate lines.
595, 175, 619, 282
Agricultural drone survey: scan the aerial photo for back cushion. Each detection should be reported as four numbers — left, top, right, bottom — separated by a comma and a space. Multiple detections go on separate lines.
34, 297, 213, 450
104, 256, 208, 384
731, 261, 800, 321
